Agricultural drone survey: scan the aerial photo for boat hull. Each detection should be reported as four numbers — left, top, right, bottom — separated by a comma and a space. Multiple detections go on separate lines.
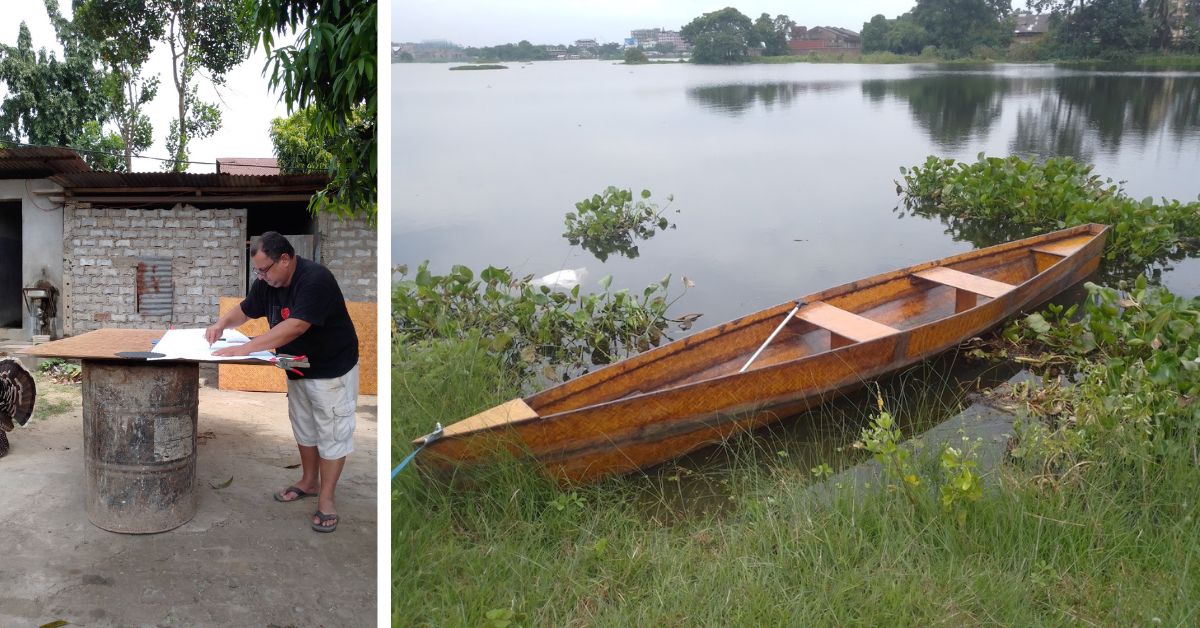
414, 224, 1108, 483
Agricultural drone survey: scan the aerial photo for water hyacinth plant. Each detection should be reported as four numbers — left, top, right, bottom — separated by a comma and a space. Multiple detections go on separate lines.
393, 262, 696, 382
563, 187, 677, 262
897, 154, 1200, 277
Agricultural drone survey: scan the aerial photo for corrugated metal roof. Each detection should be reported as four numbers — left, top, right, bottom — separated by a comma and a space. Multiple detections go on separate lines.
49, 171, 328, 190
0, 147, 92, 178
216, 157, 281, 175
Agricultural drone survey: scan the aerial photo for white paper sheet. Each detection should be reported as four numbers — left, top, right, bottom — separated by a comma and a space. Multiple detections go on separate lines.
148, 328, 275, 362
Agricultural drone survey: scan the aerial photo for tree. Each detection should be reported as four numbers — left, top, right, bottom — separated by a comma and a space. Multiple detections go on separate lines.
624, 47, 649, 64
249, 0, 377, 222
1185, 0, 1200, 51
861, 15, 893, 53
269, 106, 330, 173
754, 13, 793, 56
681, 7, 757, 64
1029, 0, 1154, 57
72, 120, 126, 171
1144, 0, 1176, 49
73, 0, 251, 172
74, 0, 163, 171
598, 42, 623, 59
0, 2, 121, 169
160, 1, 250, 171
1035, 0, 1150, 57
889, 13, 933, 54
861, 13, 930, 54
912, 0, 1012, 56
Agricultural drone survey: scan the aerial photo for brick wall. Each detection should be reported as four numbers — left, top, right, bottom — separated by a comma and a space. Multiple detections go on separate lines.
318, 213, 377, 302
63, 205, 247, 335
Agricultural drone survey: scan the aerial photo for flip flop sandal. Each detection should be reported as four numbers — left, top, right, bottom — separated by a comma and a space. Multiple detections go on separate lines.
312, 510, 338, 533
273, 485, 317, 502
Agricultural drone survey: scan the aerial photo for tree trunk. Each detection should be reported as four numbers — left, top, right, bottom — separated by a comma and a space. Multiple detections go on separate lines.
168, 11, 188, 173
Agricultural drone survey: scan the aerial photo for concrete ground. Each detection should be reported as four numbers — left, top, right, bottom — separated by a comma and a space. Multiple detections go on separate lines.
0, 373, 378, 627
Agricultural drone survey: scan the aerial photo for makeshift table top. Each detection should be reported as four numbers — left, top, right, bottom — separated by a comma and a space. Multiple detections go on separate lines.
19, 328, 270, 364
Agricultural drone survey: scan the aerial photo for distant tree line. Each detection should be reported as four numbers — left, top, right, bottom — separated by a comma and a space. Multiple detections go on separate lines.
1029, 0, 1200, 58
862, 0, 1013, 57
862, 0, 1200, 60
464, 40, 625, 62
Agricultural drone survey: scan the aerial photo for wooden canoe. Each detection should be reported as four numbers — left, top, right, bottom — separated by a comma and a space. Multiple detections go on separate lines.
413, 223, 1109, 483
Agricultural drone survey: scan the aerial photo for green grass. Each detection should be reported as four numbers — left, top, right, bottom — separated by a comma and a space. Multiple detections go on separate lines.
31, 374, 78, 421
392, 332, 1200, 625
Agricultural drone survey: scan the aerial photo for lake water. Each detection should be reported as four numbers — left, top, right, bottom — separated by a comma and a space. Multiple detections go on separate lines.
394, 61, 1200, 327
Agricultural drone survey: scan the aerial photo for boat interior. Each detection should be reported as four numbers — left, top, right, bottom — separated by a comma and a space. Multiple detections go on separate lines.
529, 227, 1100, 416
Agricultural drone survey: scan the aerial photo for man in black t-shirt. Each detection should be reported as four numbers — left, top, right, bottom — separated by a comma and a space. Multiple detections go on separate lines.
206, 231, 359, 533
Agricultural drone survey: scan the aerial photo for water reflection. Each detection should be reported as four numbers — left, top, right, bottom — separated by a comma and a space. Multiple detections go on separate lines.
686, 81, 850, 115
1053, 75, 1200, 151
859, 72, 1200, 160
863, 74, 1011, 149
1010, 97, 1091, 162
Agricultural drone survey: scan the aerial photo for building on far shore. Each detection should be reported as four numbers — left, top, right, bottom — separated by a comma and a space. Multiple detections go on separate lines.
628, 28, 690, 53
1012, 12, 1051, 45
788, 26, 861, 54
392, 41, 467, 62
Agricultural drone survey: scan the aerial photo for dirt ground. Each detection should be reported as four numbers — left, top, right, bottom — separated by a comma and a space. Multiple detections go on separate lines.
0, 372, 378, 627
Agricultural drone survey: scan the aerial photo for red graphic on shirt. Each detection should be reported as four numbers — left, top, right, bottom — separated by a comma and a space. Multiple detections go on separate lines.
281, 307, 290, 320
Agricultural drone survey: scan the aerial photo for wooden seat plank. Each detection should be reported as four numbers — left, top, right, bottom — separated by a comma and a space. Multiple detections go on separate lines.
1031, 235, 1093, 257
439, 398, 539, 440
913, 266, 1013, 299
797, 302, 897, 343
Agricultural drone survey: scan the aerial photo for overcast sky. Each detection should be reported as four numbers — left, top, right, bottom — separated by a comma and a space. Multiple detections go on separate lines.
1, 6, 295, 173
393, 0, 924, 47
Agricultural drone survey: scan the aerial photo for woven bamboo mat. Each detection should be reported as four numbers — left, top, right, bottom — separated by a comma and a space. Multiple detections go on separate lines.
216, 297, 378, 395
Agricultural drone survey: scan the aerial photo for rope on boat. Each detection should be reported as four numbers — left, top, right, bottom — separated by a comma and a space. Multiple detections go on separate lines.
391, 423, 443, 479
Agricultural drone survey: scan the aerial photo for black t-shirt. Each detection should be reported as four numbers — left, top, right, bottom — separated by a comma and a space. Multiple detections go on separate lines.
240, 256, 359, 380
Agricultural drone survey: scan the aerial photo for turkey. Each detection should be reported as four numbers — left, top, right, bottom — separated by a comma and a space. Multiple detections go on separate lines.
0, 358, 36, 458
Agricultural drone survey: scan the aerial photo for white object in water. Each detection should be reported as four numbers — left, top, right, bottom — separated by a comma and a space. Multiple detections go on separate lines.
531, 267, 588, 291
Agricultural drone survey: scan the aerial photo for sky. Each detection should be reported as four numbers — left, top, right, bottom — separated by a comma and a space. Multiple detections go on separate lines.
1, 6, 296, 173
393, 0, 924, 47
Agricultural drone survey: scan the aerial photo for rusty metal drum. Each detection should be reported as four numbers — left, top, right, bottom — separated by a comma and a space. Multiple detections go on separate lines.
82, 360, 199, 533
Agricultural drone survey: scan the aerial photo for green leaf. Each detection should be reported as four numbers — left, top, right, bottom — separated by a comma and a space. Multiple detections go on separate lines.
1025, 313, 1052, 334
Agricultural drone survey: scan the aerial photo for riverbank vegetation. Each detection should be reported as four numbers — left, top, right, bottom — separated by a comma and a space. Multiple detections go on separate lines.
395, 159, 1200, 623
679, 0, 1200, 65
897, 154, 1200, 278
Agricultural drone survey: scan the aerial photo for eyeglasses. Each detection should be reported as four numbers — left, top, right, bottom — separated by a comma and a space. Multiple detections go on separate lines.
254, 260, 276, 278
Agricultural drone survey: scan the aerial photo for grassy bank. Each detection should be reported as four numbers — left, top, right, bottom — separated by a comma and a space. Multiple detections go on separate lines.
395, 331, 1200, 624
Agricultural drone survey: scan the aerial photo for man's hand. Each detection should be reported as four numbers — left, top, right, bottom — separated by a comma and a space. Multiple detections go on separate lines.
211, 343, 253, 358
204, 323, 225, 345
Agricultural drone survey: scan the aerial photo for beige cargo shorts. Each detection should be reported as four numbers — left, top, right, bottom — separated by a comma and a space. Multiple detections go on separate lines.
285, 364, 359, 459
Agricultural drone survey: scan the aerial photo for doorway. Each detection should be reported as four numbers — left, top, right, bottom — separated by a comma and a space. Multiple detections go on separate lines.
244, 203, 317, 294
0, 200, 21, 328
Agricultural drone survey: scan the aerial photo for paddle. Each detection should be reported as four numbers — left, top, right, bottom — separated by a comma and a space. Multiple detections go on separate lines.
739, 301, 806, 373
